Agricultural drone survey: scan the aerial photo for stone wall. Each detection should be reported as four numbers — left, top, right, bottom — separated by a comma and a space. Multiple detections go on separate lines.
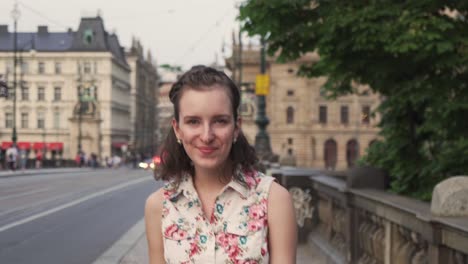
268, 167, 468, 264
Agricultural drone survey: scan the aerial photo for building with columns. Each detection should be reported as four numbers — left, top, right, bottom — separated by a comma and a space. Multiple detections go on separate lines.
0, 16, 133, 164
226, 44, 381, 170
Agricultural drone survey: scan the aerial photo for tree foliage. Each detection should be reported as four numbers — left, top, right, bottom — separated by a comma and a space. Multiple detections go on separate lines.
239, 0, 468, 200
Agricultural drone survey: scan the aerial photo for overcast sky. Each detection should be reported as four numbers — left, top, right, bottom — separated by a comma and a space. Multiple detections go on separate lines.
0, 0, 245, 70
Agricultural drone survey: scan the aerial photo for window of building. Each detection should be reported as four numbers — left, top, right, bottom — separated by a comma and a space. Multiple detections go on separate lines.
288, 148, 293, 155
21, 61, 28, 74
21, 112, 28, 128
84, 62, 91, 74
287, 90, 295, 96
53, 111, 60, 129
54, 87, 61, 101
319, 105, 327, 124
21, 86, 29, 101
38, 86, 45, 101
324, 139, 337, 170
38, 62, 45, 74
5, 112, 13, 128
287, 138, 293, 144
341, 106, 349, 124
287, 68, 294, 74
55, 62, 61, 74
362, 105, 371, 124
94, 61, 98, 74
286, 106, 294, 124
6, 61, 13, 73
319, 87, 326, 97
346, 139, 359, 168
37, 112, 45, 129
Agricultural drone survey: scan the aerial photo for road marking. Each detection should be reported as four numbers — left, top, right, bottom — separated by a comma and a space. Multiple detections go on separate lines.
0, 177, 152, 233
0, 187, 50, 201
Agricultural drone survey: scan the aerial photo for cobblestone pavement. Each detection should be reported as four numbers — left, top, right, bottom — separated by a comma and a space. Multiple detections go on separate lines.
120, 234, 325, 264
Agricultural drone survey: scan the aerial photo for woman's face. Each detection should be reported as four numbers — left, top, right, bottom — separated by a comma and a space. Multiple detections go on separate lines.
172, 86, 240, 172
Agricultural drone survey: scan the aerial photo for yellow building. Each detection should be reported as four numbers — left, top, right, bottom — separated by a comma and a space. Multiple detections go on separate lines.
226, 44, 381, 170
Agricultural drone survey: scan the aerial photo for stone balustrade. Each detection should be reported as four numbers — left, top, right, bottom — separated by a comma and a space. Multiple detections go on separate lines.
267, 166, 468, 264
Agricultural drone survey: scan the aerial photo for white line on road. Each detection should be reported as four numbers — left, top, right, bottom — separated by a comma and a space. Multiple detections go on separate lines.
0, 187, 50, 201
0, 177, 152, 233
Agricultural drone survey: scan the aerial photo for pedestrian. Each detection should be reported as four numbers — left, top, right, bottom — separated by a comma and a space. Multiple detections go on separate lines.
19, 149, 27, 170
6, 144, 18, 171
35, 150, 43, 169
144, 66, 297, 263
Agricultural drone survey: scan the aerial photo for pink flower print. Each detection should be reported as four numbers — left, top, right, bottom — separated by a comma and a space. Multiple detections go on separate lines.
162, 206, 169, 217
247, 219, 264, 232
244, 174, 256, 189
164, 223, 178, 238
189, 240, 201, 257
172, 229, 188, 240
163, 189, 173, 199
261, 247, 267, 256
248, 204, 265, 220
228, 233, 239, 247
227, 244, 241, 259
216, 233, 230, 248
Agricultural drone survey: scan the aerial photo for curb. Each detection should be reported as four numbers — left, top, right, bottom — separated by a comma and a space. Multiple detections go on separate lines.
93, 218, 146, 264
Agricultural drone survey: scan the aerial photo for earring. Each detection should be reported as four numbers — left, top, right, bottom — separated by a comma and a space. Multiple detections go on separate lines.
177, 138, 182, 145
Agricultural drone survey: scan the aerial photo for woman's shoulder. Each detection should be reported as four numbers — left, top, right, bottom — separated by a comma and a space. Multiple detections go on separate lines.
145, 188, 165, 213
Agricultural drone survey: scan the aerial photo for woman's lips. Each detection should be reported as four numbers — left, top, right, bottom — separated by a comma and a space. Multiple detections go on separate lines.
198, 147, 217, 155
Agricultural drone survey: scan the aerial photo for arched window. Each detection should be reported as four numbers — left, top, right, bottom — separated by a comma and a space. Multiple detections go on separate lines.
369, 139, 377, 147
324, 139, 337, 170
346, 139, 359, 168
286, 106, 294, 124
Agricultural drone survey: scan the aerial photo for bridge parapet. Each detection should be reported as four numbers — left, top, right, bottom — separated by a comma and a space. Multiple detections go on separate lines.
267, 167, 468, 264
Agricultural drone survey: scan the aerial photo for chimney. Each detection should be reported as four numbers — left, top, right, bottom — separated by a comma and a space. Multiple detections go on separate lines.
38, 25, 48, 34
0, 25, 8, 34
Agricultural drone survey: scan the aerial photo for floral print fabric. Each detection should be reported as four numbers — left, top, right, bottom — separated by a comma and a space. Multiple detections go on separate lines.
161, 170, 275, 264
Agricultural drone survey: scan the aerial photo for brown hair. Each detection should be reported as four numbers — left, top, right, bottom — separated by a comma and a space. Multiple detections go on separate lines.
156, 65, 258, 186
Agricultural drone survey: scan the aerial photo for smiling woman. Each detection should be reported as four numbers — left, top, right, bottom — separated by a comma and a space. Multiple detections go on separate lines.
145, 66, 297, 264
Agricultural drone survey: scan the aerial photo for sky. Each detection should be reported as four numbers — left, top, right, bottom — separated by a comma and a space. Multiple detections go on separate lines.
0, 0, 245, 70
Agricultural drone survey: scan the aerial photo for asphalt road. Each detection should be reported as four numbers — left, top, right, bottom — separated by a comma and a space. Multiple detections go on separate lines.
0, 168, 163, 264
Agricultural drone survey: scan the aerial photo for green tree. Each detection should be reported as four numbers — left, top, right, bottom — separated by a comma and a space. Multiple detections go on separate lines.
239, 0, 468, 200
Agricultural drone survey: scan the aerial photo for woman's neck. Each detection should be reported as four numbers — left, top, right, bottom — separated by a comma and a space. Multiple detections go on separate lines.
192, 166, 231, 194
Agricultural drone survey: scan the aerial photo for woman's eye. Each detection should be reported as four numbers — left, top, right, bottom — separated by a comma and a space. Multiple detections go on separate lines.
187, 119, 199, 125
215, 119, 228, 124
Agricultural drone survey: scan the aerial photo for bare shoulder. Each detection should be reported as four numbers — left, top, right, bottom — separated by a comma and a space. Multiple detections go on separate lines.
145, 188, 165, 215
269, 181, 293, 203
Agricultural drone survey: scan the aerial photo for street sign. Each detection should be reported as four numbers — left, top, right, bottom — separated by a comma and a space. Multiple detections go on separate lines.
255, 74, 270, 95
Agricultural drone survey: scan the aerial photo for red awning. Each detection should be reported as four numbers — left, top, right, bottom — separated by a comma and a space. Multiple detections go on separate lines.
47, 142, 63, 151
17, 142, 31, 150
1, 141, 13, 150
112, 142, 128, 148
33, 142, 47, 151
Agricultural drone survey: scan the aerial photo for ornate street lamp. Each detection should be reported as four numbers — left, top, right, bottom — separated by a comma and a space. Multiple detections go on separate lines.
11, 2, 20, 144
254, 36, 273, 160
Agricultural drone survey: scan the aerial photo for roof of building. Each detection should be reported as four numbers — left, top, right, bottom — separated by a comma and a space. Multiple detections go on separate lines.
0, 16, 128, 69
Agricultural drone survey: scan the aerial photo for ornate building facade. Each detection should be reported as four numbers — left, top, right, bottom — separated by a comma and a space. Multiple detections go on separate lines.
226, 44, 381, 170
126, 39, 159, 157
0, 16, 132, 162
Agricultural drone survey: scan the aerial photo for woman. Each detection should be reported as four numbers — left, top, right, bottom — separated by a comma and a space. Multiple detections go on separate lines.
145, 66, 297, 263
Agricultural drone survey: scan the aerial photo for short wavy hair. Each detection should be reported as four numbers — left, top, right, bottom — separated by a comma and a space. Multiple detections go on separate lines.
156, 65, 258, 186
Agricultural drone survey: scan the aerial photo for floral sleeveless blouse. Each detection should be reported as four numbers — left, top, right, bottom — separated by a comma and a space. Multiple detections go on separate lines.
161, 170, 275, 264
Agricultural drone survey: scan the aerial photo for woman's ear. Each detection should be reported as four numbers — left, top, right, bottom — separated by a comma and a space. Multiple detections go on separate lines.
172, 118, 181, 139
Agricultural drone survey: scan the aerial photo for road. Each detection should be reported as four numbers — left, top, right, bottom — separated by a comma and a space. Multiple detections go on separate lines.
0, 168, 162, 264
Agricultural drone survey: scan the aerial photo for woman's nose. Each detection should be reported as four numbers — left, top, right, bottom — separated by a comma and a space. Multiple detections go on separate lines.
200, 124, 214, 142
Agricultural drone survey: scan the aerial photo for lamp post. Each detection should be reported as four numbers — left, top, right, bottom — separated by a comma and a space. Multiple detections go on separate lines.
11, 2, 20, 145
254, 36, 272, 160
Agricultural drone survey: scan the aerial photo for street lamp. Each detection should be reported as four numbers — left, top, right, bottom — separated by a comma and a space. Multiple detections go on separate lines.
254, 36, 273, 160
11, 2, 20, 144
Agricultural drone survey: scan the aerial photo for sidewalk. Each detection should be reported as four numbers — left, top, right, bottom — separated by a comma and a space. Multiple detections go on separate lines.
0, 167, 93, 178
95, 218, 326, 264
